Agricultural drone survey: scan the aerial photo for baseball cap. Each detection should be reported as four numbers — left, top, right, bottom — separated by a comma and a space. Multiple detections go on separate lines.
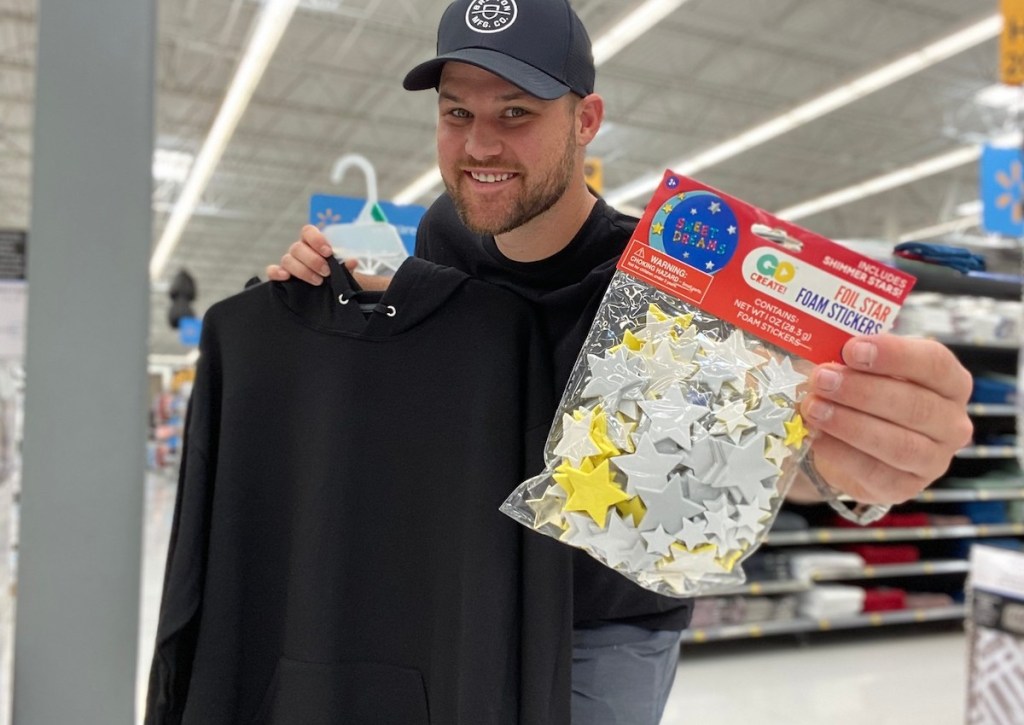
402, 0, 595, 101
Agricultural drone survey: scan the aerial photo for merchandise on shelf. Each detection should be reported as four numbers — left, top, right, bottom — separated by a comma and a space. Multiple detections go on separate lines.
147, 369, 193, 473
861, 587, 907, 613
797, 584, 865, 619
966, 545, 1024, 723
893, 292, 1021, 346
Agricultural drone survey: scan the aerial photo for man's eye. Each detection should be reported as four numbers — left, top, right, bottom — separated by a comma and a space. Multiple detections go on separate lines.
447, 108, 471, 119
503, 107, 528, 118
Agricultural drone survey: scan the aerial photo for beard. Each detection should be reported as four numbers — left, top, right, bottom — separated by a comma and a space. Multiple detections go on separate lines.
444, 127, 577, 237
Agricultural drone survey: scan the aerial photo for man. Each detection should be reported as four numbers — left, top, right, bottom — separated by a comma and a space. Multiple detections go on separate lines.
267, 0, 973, 721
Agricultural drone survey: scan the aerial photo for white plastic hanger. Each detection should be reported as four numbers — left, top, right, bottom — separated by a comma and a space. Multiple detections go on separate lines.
323, 154, 408, 276
331, 154, 380, 225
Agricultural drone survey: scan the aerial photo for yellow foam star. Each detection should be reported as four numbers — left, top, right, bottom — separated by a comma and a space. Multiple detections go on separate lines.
784, 414, 810, 448
661, 203, 674, 214
648, 303, 670, 322
669, 542, 718, 559
717, 549, 743, 572
652, 222, 665, 235
615, 496, 647, 527
553, 457, 598, 496
621, 329, 645, 352
589, 409, 622, 459
562, 459, 630, 527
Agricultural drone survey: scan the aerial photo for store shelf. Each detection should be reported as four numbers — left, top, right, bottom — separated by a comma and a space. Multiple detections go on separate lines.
955, 445, 1017, 459
936, 338, 1019, 351
920, 487, 1024, 502
698, 579, 813, 597
966, 403, 1016, 416
893, 258, 1022, 300
680, 605, 967, 644
706, 560, 970, 597
765, 522, 1024, 546
811, 559, 969, 581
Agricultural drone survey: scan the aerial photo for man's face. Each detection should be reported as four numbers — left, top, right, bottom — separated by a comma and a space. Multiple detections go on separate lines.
436, 63, 579, 236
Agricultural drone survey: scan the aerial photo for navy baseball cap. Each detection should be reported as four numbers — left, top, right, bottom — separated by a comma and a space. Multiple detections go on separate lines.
403, 0, 595, 101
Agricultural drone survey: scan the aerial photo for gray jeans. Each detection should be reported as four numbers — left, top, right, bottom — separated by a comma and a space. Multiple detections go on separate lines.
571, 624, 682, 725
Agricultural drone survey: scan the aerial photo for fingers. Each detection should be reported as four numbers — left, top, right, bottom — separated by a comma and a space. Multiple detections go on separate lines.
352, 270, 393, 292
840, 335, 972, 403
274, 226, 335, 287
806, 365, 973, 445
301, 225, 334, 257
801, 393, 961, 484
806, 433, 931, 505
265, 264, 291, 282
799, 335, 974, 504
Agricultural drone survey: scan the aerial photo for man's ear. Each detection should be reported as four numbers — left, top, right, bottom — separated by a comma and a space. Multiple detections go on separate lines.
576, 93, 605, 146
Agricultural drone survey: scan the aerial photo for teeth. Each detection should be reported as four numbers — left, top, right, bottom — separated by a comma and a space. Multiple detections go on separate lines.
471, 172, 513, 183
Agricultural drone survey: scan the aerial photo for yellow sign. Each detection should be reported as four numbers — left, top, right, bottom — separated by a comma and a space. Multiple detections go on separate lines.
1002, 0, 1024, 85
584, 157, 603, 195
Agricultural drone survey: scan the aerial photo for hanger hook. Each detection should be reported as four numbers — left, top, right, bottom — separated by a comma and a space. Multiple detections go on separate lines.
331, 154, 379, 224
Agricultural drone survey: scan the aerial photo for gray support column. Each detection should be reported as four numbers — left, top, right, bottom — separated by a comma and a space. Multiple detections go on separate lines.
13, 0, 155, 722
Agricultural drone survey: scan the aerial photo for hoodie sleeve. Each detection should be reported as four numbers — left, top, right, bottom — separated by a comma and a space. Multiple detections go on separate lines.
144, 313, 222, 724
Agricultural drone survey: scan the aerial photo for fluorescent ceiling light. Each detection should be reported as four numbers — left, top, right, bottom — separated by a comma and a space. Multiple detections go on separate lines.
989, 130, 1023, 148
392, 167, 443, 206
152, 200, 244, 219
153, 149, 194, 183
955, 199, 983, 217
974, 83, 1024, 109
606, 13, 1001, 207
774, 146, 980, 221
391, 0, 693, 204
149, 0, 301, 282
591, 0, 693, 66
898, 214, 980, 243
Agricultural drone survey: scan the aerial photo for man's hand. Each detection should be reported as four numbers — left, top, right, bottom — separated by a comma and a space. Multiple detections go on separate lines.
266, 225, 392, 291
796, 335, 973, 505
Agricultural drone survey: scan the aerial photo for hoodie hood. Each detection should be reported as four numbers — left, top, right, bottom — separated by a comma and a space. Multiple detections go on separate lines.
274, 256, 471, 338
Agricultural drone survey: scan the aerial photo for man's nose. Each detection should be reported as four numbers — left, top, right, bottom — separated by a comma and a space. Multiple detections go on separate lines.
465, 121, 502, 160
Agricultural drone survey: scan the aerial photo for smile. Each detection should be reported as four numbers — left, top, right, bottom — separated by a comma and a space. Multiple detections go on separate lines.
468, 171, 517, 184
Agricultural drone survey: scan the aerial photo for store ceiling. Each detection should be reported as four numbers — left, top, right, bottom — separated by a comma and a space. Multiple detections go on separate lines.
0, 0, 1016, 357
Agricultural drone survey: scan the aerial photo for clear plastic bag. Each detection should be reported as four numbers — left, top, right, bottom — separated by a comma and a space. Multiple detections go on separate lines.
501, 273, 813, 597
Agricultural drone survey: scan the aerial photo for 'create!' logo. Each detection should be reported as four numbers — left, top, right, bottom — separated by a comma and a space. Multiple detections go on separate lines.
756, 254, 796, 283
466, 0, 518, 33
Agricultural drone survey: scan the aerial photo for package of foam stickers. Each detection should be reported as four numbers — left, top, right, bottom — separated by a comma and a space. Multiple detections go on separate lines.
501, 171, 916, 596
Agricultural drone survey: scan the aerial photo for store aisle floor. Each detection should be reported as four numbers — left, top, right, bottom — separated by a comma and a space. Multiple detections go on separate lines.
135, 474, 969, 724
662, 629, 966, 724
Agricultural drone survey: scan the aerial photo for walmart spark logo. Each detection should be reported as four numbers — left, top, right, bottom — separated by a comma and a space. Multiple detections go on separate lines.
981, 145, 1024, 236
316, 208, 342, 229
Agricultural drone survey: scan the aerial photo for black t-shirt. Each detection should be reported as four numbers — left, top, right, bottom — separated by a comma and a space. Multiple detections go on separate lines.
415, 194, 693, 631
146, 257, 573, 724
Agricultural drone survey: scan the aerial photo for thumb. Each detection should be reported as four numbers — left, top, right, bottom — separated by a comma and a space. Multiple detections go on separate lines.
343, 259, 359, 272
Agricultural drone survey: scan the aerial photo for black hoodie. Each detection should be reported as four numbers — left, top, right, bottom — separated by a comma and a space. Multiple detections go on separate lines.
415, 194, 693, 631
146, 256, 573, 724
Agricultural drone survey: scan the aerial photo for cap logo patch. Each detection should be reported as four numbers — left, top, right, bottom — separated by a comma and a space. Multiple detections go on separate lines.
465, 0, 517, 34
